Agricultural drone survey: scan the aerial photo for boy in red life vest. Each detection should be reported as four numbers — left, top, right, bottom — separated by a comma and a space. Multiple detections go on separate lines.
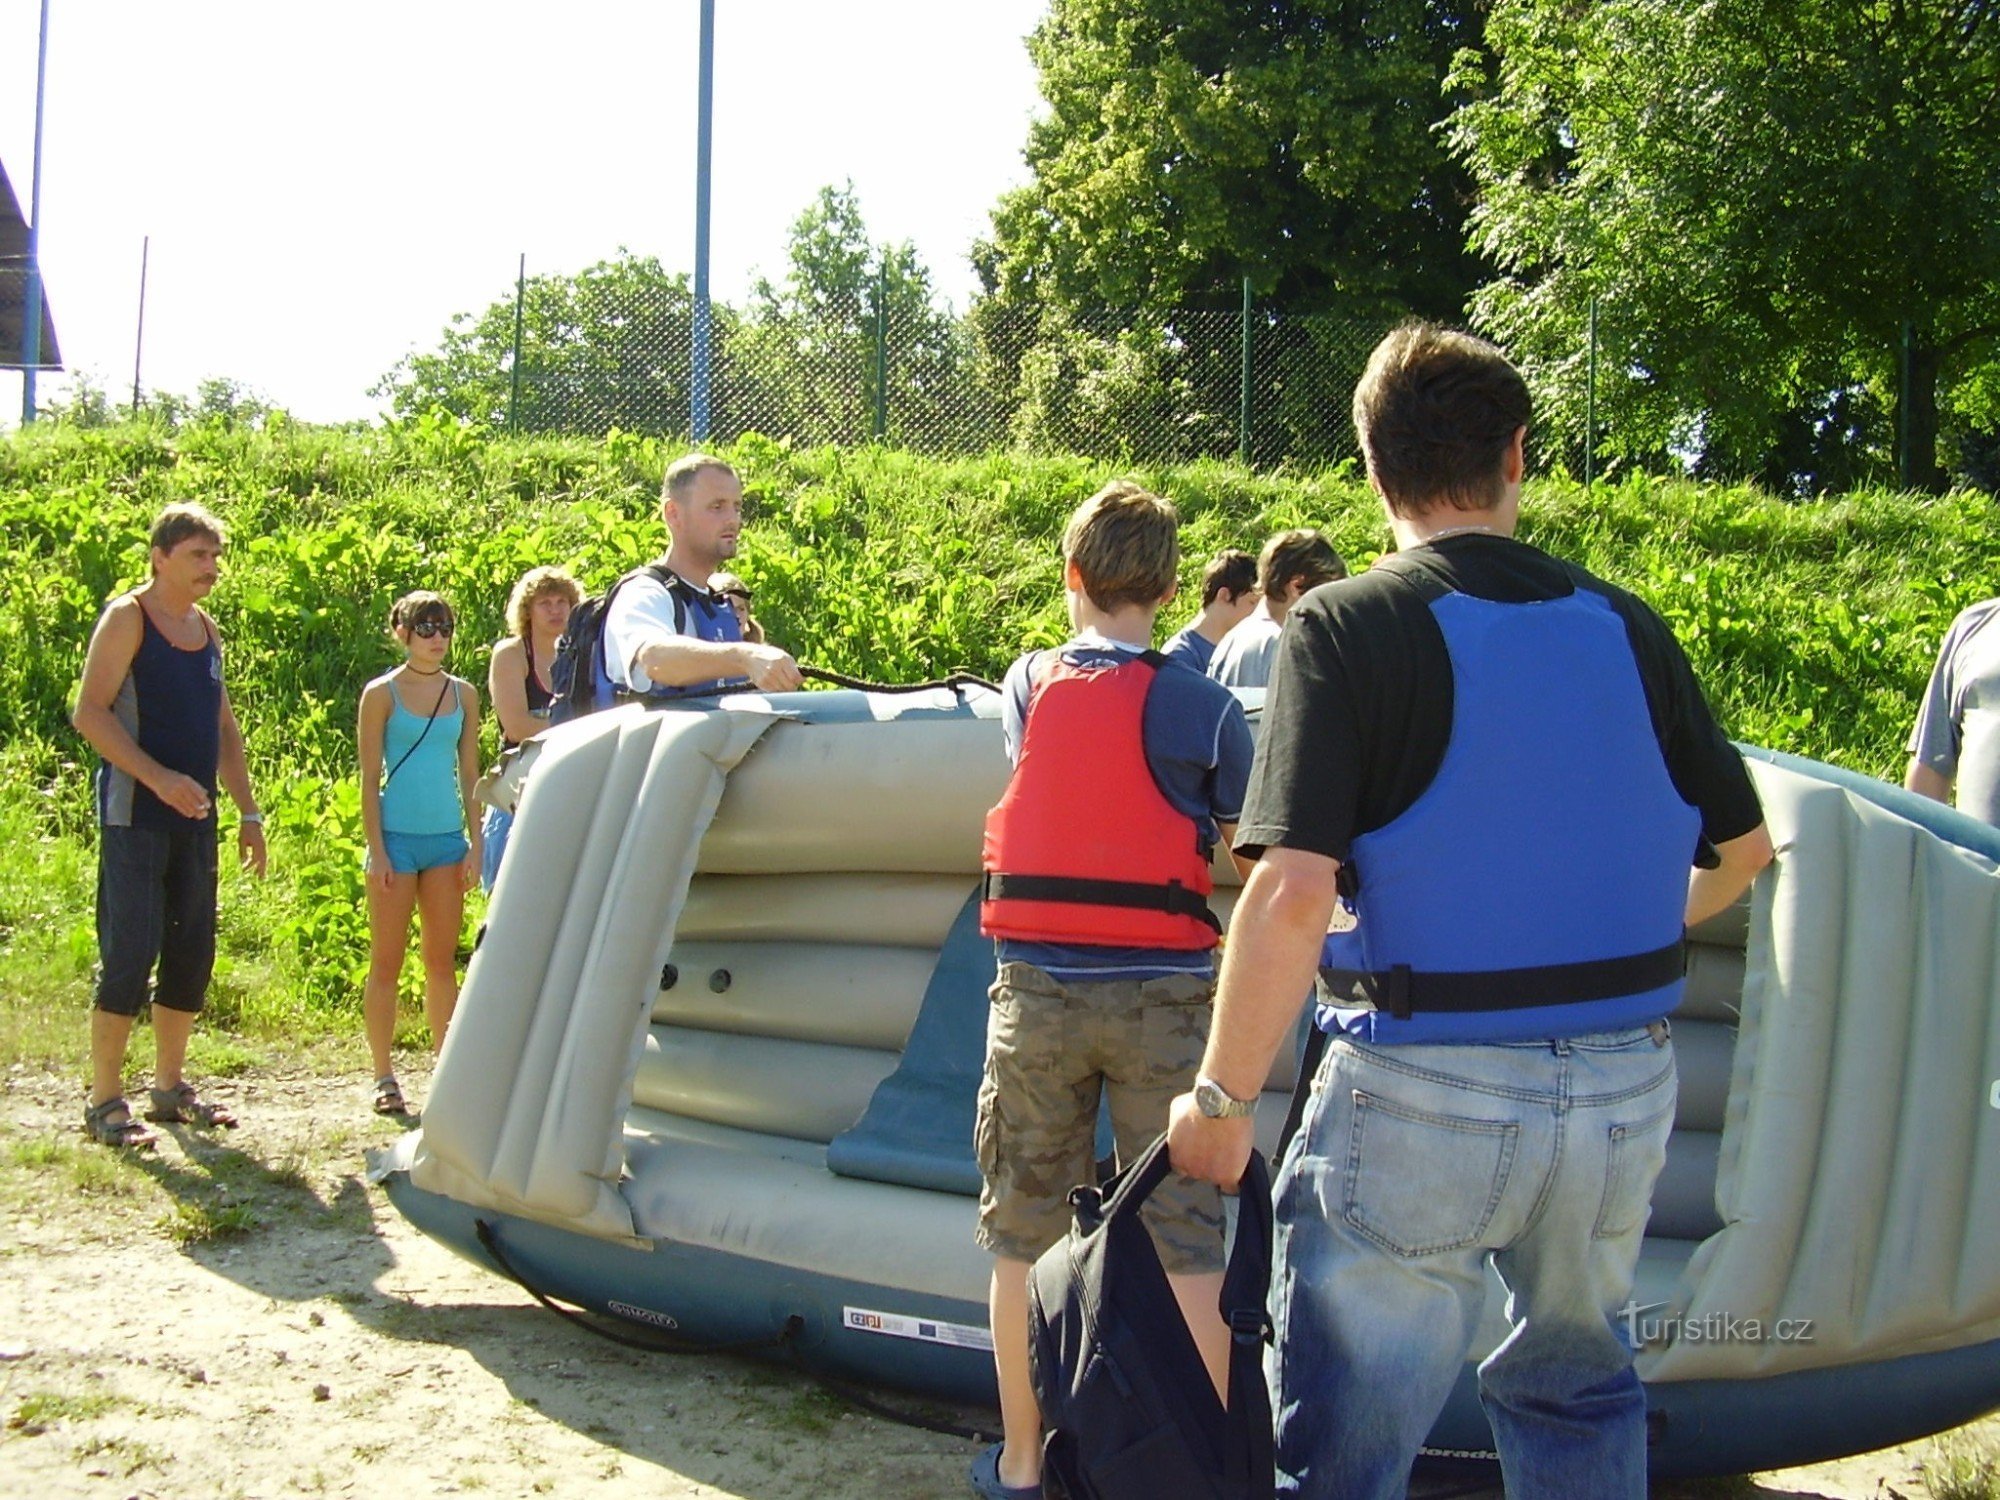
969, 481, 1257, 1500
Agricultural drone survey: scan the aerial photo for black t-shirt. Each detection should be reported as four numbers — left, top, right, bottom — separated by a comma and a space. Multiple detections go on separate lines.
1235, 533, 1765, 863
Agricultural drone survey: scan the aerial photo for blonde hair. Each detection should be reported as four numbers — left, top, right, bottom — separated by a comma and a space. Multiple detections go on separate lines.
1061, 481, 1180, 612
505, 566, 582, 640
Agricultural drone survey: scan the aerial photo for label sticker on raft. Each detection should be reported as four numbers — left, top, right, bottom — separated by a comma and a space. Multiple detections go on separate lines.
842, 1305, 994, 1353
606, 1299, 680, 1330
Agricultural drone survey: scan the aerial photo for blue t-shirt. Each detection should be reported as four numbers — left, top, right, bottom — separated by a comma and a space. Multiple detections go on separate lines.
997, 632, 1254, 980
1160, 624, 1216, 676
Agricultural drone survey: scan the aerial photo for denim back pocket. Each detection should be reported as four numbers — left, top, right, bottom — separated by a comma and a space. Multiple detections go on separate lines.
1592, 1103, 1676, 1242
1343, 1091, 1520, 1257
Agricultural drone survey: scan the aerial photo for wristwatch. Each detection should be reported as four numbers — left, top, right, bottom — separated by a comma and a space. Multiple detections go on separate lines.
1193, 1075, 1256, 1119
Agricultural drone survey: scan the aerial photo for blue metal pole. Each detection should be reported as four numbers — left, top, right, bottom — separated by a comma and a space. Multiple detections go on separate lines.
20, 0, 52, 425
690, 0, 715, 444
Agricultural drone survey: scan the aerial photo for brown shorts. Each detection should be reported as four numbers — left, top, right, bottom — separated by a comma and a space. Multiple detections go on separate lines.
974, 960, 1225, 1274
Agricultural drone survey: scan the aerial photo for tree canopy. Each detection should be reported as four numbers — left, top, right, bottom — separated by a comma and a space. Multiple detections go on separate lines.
1452, 0, 2000, 492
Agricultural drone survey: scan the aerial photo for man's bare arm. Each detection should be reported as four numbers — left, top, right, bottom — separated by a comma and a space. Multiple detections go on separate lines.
635, 636, 803, 693
1686, 823, 1774, 929
1169, 847, 1337, 1189
1905, 759, 1952, 805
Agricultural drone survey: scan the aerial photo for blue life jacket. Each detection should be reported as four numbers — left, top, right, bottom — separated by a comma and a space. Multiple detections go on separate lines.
1316, 573, 1700, 1045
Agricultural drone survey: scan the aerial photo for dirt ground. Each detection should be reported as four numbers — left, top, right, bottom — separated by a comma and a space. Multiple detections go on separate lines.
0, 1057, 1992, 1500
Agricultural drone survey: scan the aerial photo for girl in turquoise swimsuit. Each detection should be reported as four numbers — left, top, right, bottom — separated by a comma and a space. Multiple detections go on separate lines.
357, 591, 482, 1116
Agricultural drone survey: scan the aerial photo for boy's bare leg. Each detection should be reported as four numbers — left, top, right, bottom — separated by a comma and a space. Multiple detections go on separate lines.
990, 1256, 1043, 1488
1169, 1268, 1230, 1401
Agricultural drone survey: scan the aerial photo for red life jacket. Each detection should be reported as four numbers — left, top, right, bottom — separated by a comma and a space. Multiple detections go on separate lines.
981, 650, 1219, 951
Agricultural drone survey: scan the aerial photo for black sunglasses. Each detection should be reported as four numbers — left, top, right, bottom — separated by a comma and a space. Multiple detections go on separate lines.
410, 620, 454, 639
722, 588, 752, 603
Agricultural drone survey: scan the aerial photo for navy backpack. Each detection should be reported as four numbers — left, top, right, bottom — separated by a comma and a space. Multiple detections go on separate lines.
1029, 1133, 1276, 1500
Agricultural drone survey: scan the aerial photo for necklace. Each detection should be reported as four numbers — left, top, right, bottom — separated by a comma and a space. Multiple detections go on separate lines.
402, 664, 445, 678
1422, 523, 1505, 544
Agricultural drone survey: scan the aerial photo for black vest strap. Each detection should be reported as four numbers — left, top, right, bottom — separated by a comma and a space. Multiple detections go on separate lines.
981, 873, 1223, 934
1317, 936, 1686, 1022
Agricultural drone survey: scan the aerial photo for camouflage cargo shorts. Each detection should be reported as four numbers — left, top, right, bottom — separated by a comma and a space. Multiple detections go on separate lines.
973, 960, 1225, 1274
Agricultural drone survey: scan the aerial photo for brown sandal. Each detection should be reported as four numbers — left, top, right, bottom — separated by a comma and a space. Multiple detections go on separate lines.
84, 1097, 158, 1150
145, 1081, 238, 1128
372, 1076, 410, 1117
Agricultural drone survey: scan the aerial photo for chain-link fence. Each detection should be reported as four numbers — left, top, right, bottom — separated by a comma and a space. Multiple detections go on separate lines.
404, 275, 1380, 471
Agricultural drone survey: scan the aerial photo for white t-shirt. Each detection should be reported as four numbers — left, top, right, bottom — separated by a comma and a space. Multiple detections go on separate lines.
1207, 611, 1284, 689
603, 572, 697, 694
1909, 597, 2000, 827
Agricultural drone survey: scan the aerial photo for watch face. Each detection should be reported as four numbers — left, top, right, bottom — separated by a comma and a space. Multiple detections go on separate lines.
1197, 1079, 1249, 1118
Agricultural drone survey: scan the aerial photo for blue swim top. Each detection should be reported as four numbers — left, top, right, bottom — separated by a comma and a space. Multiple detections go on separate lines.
380, 676, 466, 836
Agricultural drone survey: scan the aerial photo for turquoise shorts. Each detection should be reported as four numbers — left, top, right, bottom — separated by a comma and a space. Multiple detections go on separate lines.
376, 830, 469, 875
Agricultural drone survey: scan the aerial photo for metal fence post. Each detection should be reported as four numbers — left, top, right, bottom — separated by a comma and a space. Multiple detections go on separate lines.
1238, 277, 1253, 465
1585, 295, 1598, 490
1898, 320, 1913, 489
20, 0, 52, 424
691, 0, 716, 444
130, 235, 149, 417
873, 260, 888, 442
508, 254, 526, 435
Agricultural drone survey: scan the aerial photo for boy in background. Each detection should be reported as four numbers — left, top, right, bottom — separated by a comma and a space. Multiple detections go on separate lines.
971, 481, 1256, 1499
1161, 547, 1259, 675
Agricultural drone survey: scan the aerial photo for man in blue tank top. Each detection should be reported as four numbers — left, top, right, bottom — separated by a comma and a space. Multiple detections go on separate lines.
71, 504, 267, 1149
603, 454, 804, 700
1169, 325, 1774, 1499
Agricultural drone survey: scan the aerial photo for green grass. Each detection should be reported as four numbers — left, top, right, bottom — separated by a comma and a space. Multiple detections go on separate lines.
7, 1388, 121, 1433
1925, 1432, 2000, 1500
157, 1198, 259, 1245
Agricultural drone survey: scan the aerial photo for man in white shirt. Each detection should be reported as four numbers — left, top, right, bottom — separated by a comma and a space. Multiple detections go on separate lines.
603, 454, 803, 697
1207, 528, 1346, 689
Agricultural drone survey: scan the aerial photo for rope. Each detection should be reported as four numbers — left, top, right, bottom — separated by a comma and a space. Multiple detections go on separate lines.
636, 665, 999, 705
473, 1219, 1000, 1444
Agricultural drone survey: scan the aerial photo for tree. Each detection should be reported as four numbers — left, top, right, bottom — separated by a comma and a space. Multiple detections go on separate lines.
1451, 0, 2000, 492
731, 184, 995, 451
971, 0, 1489, 462
373, 251, 712, 435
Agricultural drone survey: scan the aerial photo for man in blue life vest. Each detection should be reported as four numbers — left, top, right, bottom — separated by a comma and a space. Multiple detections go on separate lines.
1168, 323, 1774, 1499
602, 453, 803, 700
970, 481, 1256, 1500
1160, 548, 1259, 676
72, 503, 268, 1149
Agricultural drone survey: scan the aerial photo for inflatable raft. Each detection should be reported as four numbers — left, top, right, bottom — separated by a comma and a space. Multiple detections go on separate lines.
376, 687, 2000, 1478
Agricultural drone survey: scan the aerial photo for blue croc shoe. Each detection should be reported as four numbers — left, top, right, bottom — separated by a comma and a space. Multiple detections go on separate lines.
968, 1443, 1042, 1499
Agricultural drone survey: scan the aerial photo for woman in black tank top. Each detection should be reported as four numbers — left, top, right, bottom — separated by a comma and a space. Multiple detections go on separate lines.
482, 567, 582, 892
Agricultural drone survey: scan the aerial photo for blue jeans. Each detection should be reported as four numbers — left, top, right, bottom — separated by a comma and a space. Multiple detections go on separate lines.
480, 805, 512, 893
1270, 1027, 1675, 1500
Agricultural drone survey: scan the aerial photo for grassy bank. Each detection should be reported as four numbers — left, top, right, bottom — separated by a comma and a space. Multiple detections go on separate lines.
3, 415, 1996, 1062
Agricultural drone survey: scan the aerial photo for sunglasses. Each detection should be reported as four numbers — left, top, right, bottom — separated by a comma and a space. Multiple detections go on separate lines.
721, 588, 753, 604
410, 620, 454, 639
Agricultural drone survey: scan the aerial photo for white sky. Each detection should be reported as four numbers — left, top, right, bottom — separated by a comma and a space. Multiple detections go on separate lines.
1, 0, 1048, 424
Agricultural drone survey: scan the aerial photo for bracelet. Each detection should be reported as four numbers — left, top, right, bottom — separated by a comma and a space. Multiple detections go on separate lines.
239, 812, 264, 826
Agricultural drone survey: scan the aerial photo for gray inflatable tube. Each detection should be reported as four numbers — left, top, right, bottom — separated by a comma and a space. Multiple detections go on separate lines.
375, 689, 2000, 1477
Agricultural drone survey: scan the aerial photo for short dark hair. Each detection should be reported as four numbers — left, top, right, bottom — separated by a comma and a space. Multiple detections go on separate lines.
1061, 481, 1180, 612
389, 590, 454, 636
661, 453, 737, 507
1199, 549, 1257, 607
1353, 321, 1532, 516
1258, 529, 1346, 598
148, 503, 225, 570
